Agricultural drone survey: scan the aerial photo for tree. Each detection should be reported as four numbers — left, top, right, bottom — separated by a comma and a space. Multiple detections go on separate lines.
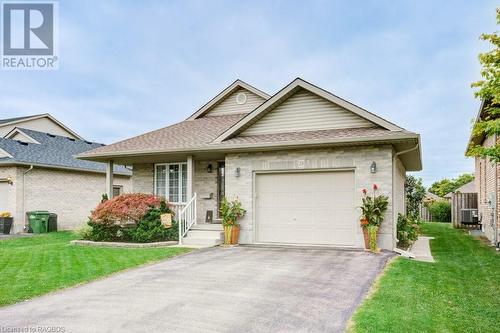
428, 173, 475, 197
405, 175, 426, 220
467, 8, 500, 162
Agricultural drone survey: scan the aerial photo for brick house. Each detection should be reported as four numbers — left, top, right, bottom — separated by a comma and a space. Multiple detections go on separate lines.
0, 115, 131, 233
79, 78, 422, 249
467, 102, 500, 247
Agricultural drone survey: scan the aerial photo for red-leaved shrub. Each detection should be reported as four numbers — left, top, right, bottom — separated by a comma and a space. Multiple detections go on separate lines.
90, 193, 162, 225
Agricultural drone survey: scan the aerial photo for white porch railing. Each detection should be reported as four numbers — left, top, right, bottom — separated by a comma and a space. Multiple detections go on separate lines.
178, 193, 197, 245
170, 203, 186, 219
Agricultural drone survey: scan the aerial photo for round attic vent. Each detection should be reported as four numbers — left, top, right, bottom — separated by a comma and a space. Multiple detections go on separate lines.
235, 92, 247, 105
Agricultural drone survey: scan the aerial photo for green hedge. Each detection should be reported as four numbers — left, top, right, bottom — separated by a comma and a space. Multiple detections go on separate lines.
428, 200, 451, 222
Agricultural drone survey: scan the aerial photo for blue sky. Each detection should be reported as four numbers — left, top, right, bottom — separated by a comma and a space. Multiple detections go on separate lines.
0, 1, 498, 186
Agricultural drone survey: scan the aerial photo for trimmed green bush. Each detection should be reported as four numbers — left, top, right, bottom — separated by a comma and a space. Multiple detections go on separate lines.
124, 206, 178, 243
428, 200, 451, 222
86, 221, 121, 241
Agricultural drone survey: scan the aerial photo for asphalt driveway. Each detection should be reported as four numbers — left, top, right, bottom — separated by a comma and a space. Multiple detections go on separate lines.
0, 246, 392, 333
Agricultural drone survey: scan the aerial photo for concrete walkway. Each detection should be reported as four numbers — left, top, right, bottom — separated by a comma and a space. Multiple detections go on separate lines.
0, 246, 393, 333
410, 236, 435, 262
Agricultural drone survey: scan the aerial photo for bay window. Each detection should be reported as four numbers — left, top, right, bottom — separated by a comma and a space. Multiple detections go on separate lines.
155, 163, 187, 203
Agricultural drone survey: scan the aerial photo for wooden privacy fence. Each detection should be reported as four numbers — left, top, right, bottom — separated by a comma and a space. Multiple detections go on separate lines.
420, 205, 432, 222
451, 193, 478, 227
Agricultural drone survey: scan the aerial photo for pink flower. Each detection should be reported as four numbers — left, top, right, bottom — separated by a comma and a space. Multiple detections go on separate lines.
373, 184, 378, 190
362, 188, 367, 194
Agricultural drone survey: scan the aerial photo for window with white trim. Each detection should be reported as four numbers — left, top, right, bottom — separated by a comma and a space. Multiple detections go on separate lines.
155, 163, 187, 203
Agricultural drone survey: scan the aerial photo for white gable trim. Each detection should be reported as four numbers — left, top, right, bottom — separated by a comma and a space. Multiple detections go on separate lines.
5, 128, 41, 144
0, 114, 83, 140
214, 78, 403, 143
188, 80, 270, 120
0, 148, 13, 159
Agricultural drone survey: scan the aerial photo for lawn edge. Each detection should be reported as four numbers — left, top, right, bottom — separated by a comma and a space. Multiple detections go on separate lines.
346, 255, 399, 333
0, 245, 198, 309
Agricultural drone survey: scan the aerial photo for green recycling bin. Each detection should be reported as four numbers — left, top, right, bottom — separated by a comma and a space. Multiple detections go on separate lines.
28, 211, 50, 234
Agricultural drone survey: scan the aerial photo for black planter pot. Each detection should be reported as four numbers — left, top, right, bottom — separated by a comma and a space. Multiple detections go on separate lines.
0, 217, 13, 234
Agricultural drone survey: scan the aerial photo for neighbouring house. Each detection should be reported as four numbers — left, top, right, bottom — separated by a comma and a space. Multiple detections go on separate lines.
0, 114, 82, 139
0, 115, 131, 233
78, 78, 422, 249
467, 102, 499, 246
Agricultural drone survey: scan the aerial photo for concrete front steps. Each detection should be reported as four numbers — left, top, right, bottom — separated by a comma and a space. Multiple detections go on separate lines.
181, 223, 224, 247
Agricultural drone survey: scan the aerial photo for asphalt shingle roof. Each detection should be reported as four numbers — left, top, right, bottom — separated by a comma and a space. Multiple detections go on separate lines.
80, 114, 246, 155
79, 114, 417, 158
0, 115, 43, 125
0, 128, 131, 175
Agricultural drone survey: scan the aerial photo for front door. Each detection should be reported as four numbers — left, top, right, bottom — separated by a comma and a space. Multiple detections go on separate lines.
217, 162, 225, 219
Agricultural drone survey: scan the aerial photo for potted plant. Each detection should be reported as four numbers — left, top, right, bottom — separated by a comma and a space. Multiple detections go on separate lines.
0, 211, 13, 235
220, 197, 246, 245
359, 184, 389, 252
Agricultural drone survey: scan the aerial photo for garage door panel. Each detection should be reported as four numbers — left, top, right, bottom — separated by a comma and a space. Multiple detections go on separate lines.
256, 171, 356, 246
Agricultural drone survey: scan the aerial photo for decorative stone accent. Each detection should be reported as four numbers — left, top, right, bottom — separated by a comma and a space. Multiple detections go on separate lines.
70, 240, 177, 248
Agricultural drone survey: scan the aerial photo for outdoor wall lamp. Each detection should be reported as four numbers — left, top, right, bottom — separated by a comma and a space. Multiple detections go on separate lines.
206, 164, 213, 173
370, 161, 377, 173
0, 177, 13, 185
235, 167, 241, 177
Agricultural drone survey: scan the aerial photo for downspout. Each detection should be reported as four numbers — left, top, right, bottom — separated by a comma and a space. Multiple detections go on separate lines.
495, 133, 499, 249
22, 165, 34, 228
392, 143, 419, 249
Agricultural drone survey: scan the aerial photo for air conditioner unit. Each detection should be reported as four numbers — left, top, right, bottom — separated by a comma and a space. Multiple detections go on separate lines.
461, 209, 479, 224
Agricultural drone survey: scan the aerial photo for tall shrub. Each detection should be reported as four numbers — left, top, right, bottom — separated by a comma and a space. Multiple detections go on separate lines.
405, 175, 426, 220
90, 193, 162, 225
428, 201, 451, 222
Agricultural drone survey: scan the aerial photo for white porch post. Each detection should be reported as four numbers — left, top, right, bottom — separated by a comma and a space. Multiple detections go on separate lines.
106, 160, 114, 199
187, 155, 195, 225
187, 155, 194, 199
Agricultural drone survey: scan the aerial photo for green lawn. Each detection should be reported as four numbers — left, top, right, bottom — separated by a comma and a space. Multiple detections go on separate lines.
0, 232, 191, 306
351, 222, 500, 333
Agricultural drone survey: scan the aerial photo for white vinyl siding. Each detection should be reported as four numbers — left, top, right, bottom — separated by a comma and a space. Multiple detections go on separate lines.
155, 163, 187, 203
204, 88, 266, 117
255, 171, 356, 246
0, 117, 78, 139
242, 89, 375, 136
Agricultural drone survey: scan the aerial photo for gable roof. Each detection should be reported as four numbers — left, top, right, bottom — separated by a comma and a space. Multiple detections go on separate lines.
78, 78, 422, 171
0, 114, 44, 125
188, 80, 270, 119
0, 128, 131, 175
6, 128, 42, 144
0, 114, 83, 140
213, 78, 403, 143
425, 192, 442, 201
444, 180, 476, 197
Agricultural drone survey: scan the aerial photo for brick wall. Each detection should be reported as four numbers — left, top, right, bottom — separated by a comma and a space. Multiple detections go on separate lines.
224, 146, 397, 250
0, 167, 19, 228
132, 163, 154, 193
393, 156, 406, 242
476, 135, 500, 245
194, 160, 219, 222
3, 166, 131, 233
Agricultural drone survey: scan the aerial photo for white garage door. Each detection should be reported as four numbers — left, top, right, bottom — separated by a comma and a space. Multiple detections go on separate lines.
255, 171, 356, 246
